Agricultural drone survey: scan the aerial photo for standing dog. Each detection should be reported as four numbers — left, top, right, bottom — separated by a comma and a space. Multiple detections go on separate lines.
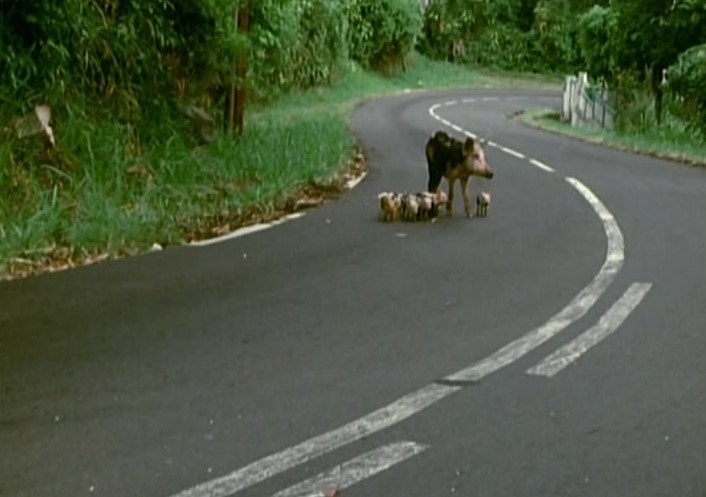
425, 131, 494, 217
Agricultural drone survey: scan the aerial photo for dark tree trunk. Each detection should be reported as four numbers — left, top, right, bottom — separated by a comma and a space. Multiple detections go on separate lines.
226, 0, 250, 136
651, 64, 664, 125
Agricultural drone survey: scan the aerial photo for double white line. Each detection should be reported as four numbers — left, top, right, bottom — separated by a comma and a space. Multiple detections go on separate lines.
169, 97, 652, 497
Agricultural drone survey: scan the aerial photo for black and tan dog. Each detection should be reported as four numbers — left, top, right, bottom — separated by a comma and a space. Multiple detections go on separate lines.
425, 131, 494, 217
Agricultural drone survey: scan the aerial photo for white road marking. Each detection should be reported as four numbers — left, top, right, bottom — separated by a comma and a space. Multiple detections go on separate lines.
461, 98, 476, 103
271, 442, 427, 497
444, 177, 624, 382
482, 97, 500, 102
499, 146, 526, 159
529, 158, 555, 173
168, 383, 457, 497
444, 100, 458, 106
527, 283, 652, 377
171, 100, 629, 497
450, 124, 464, 133
188, 213, 306, 247
345, 171, 368, 190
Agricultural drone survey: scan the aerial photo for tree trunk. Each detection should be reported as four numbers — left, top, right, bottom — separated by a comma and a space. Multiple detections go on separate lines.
226, 0, 250, 136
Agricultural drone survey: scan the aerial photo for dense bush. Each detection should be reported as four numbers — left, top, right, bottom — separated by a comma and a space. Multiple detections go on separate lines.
576, 5, 617, 82
667, 43, 706, 134
345, 0, 422, 73
249, 0, 347, 100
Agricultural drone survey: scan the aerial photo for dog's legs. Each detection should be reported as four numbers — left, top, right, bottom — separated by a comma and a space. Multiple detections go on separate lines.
446, 177, 456, 216
460, 177, 473, 218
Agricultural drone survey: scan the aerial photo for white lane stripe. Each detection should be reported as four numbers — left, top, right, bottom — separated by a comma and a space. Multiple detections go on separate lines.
529, 159, 555, 173
499, 146, 526, 159
450, 124, 464, 133
173, 104, 626, 497
461, 98, 476, 103
272, 442, 427, 497
528, 283, 652, 377
444, 100, 458, 106
482, 97, 499, 102
168, 383, 456, 497
189, 213, 306, 247
444, 177, 624, 382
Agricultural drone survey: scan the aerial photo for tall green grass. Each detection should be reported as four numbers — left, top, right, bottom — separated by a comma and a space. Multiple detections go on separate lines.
0, 55, 574, 276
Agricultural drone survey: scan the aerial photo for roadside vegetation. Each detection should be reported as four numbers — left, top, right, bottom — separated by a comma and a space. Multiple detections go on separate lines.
1, 0, 704, 279
517, 108, 706, 167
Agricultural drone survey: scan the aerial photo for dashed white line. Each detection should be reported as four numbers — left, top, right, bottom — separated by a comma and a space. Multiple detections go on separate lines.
499, 146, 526, 159
168, 383, 457, 497
170, 98, 631, 497
272, 441, 427, 497
529, 158, 555, 173
528, 283, 652, 377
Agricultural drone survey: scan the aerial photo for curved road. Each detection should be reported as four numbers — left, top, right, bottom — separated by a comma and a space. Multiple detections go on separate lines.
1, 89, 705, 497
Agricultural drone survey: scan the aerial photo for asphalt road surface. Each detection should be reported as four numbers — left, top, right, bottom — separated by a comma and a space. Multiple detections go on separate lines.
2, 89, 705, 497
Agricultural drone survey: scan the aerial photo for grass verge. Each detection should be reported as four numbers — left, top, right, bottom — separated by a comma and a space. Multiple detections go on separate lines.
516, 108, 706, 167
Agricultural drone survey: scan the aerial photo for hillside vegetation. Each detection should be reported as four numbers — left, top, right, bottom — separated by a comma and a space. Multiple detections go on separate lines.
1, 0, 704, 278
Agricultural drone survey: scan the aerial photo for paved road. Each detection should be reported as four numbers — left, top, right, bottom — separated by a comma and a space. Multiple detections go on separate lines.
2, 89, 705, 497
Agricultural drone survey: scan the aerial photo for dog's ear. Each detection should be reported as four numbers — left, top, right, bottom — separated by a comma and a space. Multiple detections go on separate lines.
463, 137, 475, 154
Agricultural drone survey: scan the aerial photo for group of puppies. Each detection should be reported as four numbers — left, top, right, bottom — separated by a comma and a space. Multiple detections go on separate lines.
378, 130, 494, 222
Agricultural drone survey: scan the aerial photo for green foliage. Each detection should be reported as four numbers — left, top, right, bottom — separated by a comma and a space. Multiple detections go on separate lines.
345, 0, 422, 72
667, 43, 706, 133
249, 0, 348, 100
419, 0, 522, 65
530, 0, 579, 72
576, 5, 617, 81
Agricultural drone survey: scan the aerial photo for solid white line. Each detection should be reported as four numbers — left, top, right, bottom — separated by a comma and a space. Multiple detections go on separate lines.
462, 130, 478, 139
173, 105, 627, 497
529, 159, 555, 173
168, 383, 456, 497
444, 177, 624, 382
450, 124, 464, 133
528, 283, 652, 377
271, 441, 427, 497
189, 213, 306, 247
499, 146, 526, 159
